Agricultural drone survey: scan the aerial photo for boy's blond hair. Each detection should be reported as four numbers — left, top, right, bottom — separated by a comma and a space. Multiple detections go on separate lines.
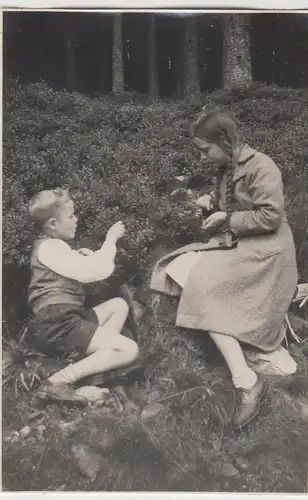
28, 188, 72, 227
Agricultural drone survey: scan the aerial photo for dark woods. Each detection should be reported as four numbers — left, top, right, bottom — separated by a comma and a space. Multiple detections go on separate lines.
3, 12, 308, 339
4, 11, 308, 97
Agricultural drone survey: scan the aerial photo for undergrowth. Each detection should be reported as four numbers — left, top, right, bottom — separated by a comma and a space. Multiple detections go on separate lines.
2, 81, 308, 492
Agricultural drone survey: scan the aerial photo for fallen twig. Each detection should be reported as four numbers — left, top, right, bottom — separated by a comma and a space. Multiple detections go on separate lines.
34, 443, 47, 480
155, 385, 209, 405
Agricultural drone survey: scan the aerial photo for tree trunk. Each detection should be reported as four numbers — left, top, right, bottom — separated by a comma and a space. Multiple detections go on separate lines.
222, 14, 252, 89
148, 14, 158, 97
183, 15, 200, 101
63, 16, 76, 91
3, 14, 11, 88
112, 13, 124, 94
3, 13, 18, 88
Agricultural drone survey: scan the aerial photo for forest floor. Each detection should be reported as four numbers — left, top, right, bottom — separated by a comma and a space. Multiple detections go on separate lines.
2, 285, 308, 493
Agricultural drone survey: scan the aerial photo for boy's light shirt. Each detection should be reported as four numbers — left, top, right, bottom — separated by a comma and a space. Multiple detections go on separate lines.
37, 237, 117, 283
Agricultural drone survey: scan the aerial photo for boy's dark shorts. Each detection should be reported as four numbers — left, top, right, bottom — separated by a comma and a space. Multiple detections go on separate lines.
27, 304, 99, 357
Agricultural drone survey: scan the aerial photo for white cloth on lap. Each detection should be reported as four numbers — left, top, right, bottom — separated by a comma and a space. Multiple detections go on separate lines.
165, 251, 203, 288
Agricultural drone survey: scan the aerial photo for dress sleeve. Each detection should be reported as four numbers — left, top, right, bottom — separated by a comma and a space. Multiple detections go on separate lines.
230, 155, 285, 236
38, 238, 117, 283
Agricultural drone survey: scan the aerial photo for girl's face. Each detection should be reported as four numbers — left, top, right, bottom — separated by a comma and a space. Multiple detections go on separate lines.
194, 137, 229, 167
49, 200, 78, 240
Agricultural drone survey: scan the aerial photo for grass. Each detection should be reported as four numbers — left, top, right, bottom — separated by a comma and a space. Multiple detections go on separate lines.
2, 295, 308, 492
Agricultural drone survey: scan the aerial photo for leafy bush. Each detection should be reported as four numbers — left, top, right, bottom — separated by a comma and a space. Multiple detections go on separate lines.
3, 80, 308, 335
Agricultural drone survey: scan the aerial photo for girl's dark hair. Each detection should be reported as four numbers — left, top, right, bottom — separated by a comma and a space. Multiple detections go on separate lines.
191, 109, 243, 246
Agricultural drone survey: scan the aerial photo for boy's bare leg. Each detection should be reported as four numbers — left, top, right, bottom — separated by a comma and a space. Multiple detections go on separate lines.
47, 331, 139, 385
92, 297, 129, 333
47, 297, 139, 385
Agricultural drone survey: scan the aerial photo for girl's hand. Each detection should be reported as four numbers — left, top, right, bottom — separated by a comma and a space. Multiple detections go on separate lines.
77, 248, 94, 256
201, 211, 227, 231
106, 221, 126, 242
195, 194, 214, 212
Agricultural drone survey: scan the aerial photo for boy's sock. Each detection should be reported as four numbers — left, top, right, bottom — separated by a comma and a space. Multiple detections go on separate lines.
48, 363, 80, 385
47, 347, 138, 386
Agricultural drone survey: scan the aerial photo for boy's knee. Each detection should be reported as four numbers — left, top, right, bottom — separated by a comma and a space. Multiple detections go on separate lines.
114, 297, 129, 316
126, 338, 139, 362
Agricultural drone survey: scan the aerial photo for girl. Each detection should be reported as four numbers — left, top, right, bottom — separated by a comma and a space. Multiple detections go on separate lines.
150, 110, 298, 429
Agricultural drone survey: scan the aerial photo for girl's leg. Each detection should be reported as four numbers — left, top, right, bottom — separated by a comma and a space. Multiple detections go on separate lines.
208, 331, 266, 429
208, 331, 257, 389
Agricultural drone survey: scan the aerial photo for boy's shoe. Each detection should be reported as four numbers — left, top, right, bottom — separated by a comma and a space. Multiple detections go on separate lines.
233, 378, 267, 430
36, 381, 88, 406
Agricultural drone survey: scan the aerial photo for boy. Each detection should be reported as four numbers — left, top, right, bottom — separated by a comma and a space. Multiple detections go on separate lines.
27, 187, 139, 405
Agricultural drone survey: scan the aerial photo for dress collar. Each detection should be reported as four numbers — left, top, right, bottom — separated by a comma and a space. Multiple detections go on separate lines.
233, 144, 256, 181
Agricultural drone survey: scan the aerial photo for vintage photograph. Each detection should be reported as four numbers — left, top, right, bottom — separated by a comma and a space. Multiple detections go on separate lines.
2, 8, 308, 493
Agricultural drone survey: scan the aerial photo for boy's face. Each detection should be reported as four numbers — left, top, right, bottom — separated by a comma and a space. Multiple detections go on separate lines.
50, 200, 78, 240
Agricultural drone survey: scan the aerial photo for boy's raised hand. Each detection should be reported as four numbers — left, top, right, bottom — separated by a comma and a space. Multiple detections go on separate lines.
106, 221, 126, 242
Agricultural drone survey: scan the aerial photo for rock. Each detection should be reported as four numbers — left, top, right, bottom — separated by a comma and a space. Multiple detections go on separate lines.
71, 444, 101, 482
75, 386, 110, 403
5, 431, 20, 443
36, 424, 47, 435
220, 462, 240, 478
244, 345, 297, 376
300, 404, 308, 420
235, 456, 250, 471
59, 420, 80, 435
20, 425, 31, 438
141, 402, 164, 422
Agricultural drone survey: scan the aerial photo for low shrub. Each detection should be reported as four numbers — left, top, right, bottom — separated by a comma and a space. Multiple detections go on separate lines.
3, 80, 308, 335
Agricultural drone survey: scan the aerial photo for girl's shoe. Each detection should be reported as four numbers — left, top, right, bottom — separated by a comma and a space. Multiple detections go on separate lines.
233, 378, 267, 429
36, 380, 88, 406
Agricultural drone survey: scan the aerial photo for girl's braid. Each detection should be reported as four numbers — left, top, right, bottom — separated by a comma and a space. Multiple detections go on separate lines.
225, 160, 235, 232
213, 168, 224, 211
213, 159, 235, 247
